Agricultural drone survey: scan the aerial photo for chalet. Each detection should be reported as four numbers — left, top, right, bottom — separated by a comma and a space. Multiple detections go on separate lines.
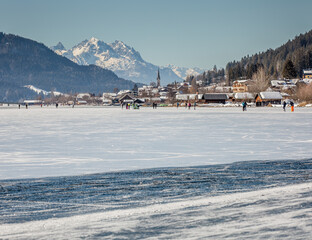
232, 80, 250, 93
23, 100, 43, 105
176, 94, 203, 102
119, 94, 134, 104
233, 92, 255, 103
202, 93, 228, 104
255, 92, 283, 106
303, 69, 312, 79
271, 79, 296, 90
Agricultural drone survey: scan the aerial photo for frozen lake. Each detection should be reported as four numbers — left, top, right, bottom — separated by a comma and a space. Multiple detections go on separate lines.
1, 106, 312, 180
1, 159, 312, 239
1, 106, 312, 239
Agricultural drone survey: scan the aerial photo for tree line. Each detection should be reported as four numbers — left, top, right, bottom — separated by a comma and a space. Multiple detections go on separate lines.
226, 29, 312, 84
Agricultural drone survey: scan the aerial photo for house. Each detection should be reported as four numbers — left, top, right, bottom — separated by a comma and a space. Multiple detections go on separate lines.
232, 80, 250, 93
119, 94, 134, 104
77, 93, 91, 99
303, 69, 312, 79
233, 92, 255, 103
271, 79, 297, 90
176, 94, 203, 102
23, 100, 43, 105
201, 93, 228, 104
255, 92, 283, 106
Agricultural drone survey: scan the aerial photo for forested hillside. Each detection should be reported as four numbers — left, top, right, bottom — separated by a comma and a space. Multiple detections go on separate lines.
0, 33, 136, 102
226, 30, 312, 83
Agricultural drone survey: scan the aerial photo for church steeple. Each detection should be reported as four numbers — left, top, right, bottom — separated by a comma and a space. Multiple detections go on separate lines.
157, 68, 161, 87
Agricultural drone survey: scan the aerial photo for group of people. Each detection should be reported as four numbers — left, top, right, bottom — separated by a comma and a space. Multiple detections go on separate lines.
241, 101, 295, 112
176, 102, 197, 110
283, 101, 295, 112
122, 102, 140, 109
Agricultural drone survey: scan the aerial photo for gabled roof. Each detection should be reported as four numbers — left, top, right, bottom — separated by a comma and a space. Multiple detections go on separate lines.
119, 94, 134, 101
234, 92, 255, 100
176, 94, 203, 100
259, 92, 283, 100
203, 93, 228, 100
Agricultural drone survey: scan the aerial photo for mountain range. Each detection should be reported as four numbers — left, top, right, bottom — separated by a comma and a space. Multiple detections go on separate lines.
51, 38, 204, 85
0, 33, 136, 102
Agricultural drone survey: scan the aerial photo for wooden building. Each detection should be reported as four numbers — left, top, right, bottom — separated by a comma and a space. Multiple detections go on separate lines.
202, 93, 228, 104
255, 92, 283, 106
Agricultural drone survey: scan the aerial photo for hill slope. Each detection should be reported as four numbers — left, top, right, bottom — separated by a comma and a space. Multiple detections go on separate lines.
0, 33, 136, 102
226, 30, 312, 82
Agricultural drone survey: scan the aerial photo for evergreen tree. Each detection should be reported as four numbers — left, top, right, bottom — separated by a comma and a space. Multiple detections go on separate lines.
282, 59, 297, 79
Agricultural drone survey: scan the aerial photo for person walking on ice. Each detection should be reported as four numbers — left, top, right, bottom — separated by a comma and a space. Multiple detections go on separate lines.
283, 101, 287, 112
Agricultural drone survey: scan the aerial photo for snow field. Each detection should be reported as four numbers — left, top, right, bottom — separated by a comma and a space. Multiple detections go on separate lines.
1, 182, 311, 239
1, 106, 312, 179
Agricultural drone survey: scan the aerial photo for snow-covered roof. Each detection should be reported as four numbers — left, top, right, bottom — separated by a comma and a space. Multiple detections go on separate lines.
176, 94, 203, 100
77, 93, 91, 98
271, 80, 286, 87
303, 69, 312, 74
234, 92, 255, 100
259, 92, 283, 100
203, 93, 228, 100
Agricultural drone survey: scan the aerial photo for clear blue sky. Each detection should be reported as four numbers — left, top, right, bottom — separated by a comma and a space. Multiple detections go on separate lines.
1, 0, 312, 69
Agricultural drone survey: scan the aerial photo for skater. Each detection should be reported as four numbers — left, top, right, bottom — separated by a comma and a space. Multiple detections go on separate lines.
194, 102, 196, 110
18, 104, 20, 109
290, 101, 294, 112
177, 102, 179, 108
283, 101, 286, 112
188, 102, 191, 110
242, 101, 247, 111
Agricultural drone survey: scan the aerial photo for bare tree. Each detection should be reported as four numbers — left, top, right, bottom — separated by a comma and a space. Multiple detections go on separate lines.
190, 77, 198, 94
249, 67, 269, 93
296, 83, 312, 102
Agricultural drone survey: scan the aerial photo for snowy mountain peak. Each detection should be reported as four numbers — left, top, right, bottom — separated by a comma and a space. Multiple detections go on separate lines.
89, 37, 99, 44
50, 42, 67, 55
51, 42, 66, 51
53, 38, 204, 85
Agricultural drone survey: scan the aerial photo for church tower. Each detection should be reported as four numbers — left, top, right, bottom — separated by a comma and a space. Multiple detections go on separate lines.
157, 68, 161, 87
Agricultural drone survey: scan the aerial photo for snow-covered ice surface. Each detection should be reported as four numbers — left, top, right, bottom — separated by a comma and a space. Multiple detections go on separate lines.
1, 106, 312, 179
1, 106, 312, 239
1, 160, 312, 239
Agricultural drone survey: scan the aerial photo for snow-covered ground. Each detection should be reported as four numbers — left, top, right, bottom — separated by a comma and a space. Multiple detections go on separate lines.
1, 106, 312, 239
1, 160, 312, 239
0, 106, 312, 180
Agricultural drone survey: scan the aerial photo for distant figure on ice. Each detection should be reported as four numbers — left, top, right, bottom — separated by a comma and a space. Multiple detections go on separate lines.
177, 102, 179, 108
25, 104, 28, 109
18, 104, 20, 109
290, 101, 294, 112
283, 101, 287, 112
56, 103, 58, 108
242, 101, 247, 111
188, 102, 191, 110
194, 102, 196, 110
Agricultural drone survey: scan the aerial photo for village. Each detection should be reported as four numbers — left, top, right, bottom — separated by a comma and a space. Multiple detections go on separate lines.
4, 69, 311, 109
